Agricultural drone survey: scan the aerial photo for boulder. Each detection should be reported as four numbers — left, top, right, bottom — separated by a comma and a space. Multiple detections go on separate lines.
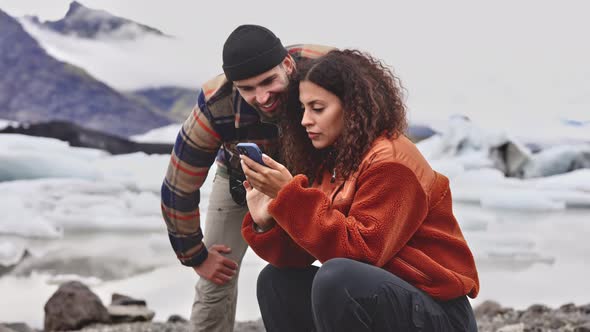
575, 322, 590, 332
111, 293, 147, 307
107, 293, 154, 323
167, 315, 188, 323
474, 300, 506, 318
44, 281, 110, 331
107, 305, 155, 323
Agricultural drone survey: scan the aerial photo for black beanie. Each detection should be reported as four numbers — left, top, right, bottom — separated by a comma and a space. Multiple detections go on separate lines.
222, 24, 288, 81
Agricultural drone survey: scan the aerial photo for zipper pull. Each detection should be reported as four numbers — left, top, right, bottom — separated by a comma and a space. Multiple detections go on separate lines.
330, 168, 336, 183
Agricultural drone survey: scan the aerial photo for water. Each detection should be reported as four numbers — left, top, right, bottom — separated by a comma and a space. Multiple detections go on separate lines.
1, 204, 589, 329
462, 205, 590, 309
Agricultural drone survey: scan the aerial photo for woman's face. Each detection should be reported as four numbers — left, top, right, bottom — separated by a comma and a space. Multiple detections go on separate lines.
299, 81, 345, 149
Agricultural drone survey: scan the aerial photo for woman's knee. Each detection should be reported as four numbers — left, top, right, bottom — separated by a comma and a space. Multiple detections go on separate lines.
257, 264, 279, 299
312, 258, 414, 304
312, 258, 358, 299
316, 257, 360, 280
257, 264, 316, 300
257, 264, 278, 284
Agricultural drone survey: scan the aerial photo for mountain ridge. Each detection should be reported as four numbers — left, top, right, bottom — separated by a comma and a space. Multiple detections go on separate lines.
0, 8, 174, 137
25, 1, 170, 40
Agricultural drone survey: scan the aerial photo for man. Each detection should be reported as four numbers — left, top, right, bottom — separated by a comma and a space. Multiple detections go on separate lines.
160, 24, 333, 332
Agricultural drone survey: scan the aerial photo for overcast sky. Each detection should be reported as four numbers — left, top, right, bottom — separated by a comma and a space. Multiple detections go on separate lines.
1, 0, 589, 135
3, 0, 588, 64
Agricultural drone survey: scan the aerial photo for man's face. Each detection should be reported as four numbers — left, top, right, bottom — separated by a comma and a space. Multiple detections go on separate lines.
233, 57, 294, 119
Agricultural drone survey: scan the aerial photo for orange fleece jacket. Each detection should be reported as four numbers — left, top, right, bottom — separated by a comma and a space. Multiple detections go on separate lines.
242, 135, 479, 300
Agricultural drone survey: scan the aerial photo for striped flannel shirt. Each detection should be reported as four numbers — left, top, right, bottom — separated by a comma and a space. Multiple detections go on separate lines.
161, 44, 335, 267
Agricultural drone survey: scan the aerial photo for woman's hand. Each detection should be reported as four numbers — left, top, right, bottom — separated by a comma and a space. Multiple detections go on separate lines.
244, 180, 275, 230
240, 154, 293, 198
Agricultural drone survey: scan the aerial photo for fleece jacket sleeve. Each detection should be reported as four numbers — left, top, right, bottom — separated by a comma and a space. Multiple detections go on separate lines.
242, 213, 316, 268
268, 162, 430, 267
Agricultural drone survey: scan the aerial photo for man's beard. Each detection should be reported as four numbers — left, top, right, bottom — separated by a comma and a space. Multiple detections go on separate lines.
255, 92, 289, 124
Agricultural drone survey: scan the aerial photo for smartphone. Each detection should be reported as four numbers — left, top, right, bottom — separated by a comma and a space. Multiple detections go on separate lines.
236, 142, 265, 166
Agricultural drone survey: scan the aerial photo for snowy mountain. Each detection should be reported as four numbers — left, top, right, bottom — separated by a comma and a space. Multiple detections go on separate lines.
25, 1, 169, 40
16, 5, 207, 90
0, 8, 176, 137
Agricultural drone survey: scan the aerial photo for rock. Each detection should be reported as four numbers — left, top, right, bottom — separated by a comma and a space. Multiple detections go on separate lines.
519, 304, 552, 325
496, 322, 524, 332
0, 325, 15, 332
575, 322, 590, 332
474, 300, 505, 318
0, 121, 173, 155
37, 297, 590, 332
4, 323, 35, 332
44, 281, 110, 331
69, 322, 191, 332
548, 317, 568, 329
0, 323, 35, 332
167, 315, 187, 323
527, 304, 551, 314
560, 303, 578, 313
474, 301, 590, 332
107, 293, 154, 323
234, 319, 265, 332
107, 304, 155, 323
110, 293, 147, 307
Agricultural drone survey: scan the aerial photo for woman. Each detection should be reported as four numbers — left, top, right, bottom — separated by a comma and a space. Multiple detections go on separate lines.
240, 50, 479, 332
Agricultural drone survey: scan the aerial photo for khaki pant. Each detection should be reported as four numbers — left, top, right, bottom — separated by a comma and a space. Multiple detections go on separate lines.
190, 174, 249, 332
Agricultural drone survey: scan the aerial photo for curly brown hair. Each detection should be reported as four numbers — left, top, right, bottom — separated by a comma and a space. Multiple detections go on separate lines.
281, 49, 407, 182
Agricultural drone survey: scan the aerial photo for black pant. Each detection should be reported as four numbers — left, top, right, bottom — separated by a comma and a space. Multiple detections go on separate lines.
257, 258, 477, 332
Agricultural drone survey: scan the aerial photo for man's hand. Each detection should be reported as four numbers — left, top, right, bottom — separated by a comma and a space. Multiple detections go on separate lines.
193, 244, 238, 285
240, 154, 293, 198
244, 180, 275, 230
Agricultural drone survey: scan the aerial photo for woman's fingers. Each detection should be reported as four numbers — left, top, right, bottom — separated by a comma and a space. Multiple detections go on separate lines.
261, 154, 283, 170
240, 155, 266, 173
243, 180, 252, 191
240, 154, 291, 198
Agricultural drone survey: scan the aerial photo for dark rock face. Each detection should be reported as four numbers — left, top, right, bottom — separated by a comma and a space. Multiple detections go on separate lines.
0, 9, 173, 137
0, 121, 173, 155
29, 1, 168, 40
44, 281, 110, 331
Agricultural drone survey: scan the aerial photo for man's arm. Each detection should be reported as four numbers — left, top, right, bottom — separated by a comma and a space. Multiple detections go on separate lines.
161, 90, 238, 284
